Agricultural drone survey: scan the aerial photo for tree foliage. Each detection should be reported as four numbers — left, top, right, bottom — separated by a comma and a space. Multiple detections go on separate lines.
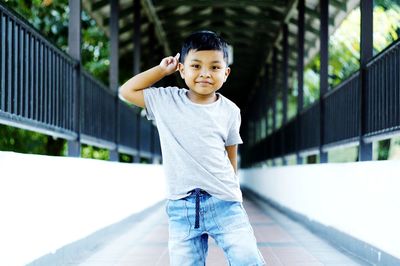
0, 125, 64, 155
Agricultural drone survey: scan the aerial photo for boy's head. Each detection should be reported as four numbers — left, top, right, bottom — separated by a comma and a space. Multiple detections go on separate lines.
178, 30, 231, 96
180, 30, 229, 65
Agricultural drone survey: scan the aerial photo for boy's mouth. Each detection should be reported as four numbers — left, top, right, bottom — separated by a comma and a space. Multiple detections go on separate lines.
196, 80, 213, 85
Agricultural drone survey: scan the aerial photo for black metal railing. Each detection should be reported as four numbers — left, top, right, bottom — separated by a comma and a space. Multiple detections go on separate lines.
81, 72, 117, 148
0, 4, 160, 160
152, 126, 161, 157
0, 6, 76, 139
139, 115, 152, 157
365, 40, 400, 139
118, 101, 138, 155
244, 38, 400, 166
299, 101, 320, 152
283, 117, 297, 155
323, 72, 360, 148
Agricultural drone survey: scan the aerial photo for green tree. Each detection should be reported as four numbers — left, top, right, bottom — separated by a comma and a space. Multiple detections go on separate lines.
0, 125, 64, 155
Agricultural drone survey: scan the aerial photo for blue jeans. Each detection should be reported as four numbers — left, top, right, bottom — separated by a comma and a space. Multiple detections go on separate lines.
166, 190, 265, 266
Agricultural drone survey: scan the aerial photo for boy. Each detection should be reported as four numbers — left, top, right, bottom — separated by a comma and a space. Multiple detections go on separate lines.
119, 30, 265, 265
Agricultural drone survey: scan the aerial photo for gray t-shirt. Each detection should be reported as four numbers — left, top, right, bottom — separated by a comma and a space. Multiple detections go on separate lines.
143, 86, 243, 202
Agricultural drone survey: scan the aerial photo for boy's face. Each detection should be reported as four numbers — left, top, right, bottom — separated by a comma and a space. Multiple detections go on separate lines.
178, 50, 231, 96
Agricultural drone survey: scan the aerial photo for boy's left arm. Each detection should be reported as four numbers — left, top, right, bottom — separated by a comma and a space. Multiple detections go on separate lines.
226, 145, 238, 174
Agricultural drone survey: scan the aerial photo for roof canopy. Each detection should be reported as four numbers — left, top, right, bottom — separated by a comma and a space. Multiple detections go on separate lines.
83, 0, 359, 110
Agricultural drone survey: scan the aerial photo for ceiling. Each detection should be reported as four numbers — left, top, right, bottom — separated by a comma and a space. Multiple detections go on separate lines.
83, 0, 359, 113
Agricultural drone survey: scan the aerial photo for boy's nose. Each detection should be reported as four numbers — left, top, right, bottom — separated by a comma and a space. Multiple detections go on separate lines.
199, 69, 211, 77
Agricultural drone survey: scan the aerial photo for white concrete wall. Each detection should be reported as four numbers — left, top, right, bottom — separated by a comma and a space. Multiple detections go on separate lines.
0, 151, 166, 266
240, 161, 400, 260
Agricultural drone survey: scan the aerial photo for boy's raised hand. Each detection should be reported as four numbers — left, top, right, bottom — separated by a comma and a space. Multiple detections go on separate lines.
159, 53, 180, 76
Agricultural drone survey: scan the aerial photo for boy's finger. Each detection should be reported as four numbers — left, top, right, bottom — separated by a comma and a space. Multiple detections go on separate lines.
175, 53, 180, 61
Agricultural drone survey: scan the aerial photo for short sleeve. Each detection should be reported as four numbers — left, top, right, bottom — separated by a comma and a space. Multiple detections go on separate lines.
143, 87, 156, 120
143, 87, 163, 121
225, 110, 243, 146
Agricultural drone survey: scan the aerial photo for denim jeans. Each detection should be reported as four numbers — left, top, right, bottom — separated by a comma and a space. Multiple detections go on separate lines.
166, 191, 265, 266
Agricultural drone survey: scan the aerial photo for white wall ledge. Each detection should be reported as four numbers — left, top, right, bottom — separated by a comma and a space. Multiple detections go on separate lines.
0, 151, 166, 266
240, 161, 400, 261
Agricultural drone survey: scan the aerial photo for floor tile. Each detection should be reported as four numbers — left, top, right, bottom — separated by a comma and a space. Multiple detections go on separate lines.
75, 195, 368, 266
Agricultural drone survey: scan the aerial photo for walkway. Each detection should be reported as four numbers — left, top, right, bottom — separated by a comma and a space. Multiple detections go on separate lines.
75, 194, 369, 266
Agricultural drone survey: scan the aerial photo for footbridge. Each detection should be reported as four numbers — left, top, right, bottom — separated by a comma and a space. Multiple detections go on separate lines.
0, 0, 399, 265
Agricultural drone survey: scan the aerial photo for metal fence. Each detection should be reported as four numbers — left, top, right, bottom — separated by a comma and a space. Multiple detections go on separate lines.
244, 38, 400, 166
0, 4, 160, 160
0, 6, 76, 139
365, 41, 400, 140
323, 72, 360, 148
81, 72, 117, 149
299, 101, 320, 152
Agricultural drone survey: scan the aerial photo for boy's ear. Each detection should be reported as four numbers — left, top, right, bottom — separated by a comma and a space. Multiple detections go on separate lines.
223, 67, 231, 82
178, 63, 185, 79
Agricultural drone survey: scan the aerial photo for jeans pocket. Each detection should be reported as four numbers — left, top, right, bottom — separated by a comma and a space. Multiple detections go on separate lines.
167, 199, 191, 240
213, 198, 251, 233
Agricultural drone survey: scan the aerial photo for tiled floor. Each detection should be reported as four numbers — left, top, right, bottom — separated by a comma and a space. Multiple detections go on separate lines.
76, 196, 370, 266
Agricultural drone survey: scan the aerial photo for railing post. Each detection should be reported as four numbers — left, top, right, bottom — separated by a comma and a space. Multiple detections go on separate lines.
133, 0, 141, 163
319, 0, 329, 163
109, 0, 119, 161
296, 0, 305, 165
151, 125, 159, 164
148, 24, 159, 164
272, 47, 277, 166
134, 111, 141, 163
263, 64, 269, 162
282, 24, 289, 165
260, 64, 268, 163
359, 0, 373, 161
67, 0, 81, 157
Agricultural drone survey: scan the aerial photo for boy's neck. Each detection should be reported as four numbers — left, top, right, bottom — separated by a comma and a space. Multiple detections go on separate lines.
187, 90, 218, 104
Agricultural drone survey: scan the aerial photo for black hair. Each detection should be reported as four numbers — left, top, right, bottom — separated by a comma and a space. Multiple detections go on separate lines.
180, 30, 229, 64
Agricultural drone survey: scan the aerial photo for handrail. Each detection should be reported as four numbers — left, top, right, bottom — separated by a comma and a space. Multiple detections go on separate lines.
0, 3, 159, 159
244, 39, 400, 165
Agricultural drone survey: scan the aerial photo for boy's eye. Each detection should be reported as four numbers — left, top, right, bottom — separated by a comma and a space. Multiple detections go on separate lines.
212, 66, 221, 70
191, 64, 200, 69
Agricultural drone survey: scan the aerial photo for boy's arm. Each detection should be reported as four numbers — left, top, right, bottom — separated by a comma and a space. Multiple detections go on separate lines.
119, 53, 180, 108
226, 145, 238, 174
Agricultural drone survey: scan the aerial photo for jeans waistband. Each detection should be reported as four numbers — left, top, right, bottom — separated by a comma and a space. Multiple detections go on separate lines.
187, 188, 209, 229
187, 188, 209, 196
